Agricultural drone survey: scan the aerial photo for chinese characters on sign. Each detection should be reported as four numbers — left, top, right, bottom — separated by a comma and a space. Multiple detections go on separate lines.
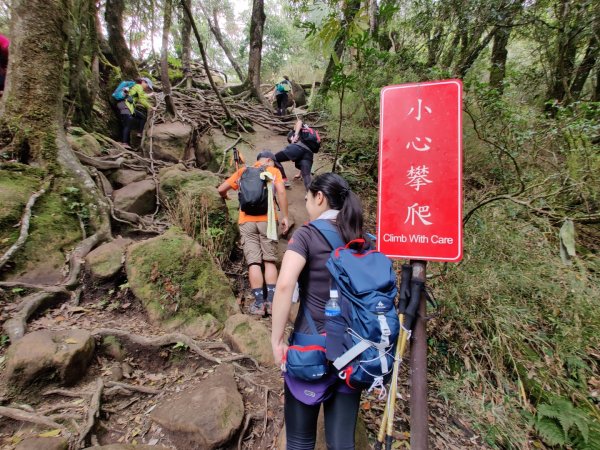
378, 80, 463, 262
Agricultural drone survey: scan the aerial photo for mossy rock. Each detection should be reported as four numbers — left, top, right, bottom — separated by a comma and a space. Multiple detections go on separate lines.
126, 227, 237, 329
196, 128, 235, 172
0, 168, 82, 284
159, 165, 237, 260
66, 127, 104, 157
223, 314, 272, 366
85, 238, 131, 280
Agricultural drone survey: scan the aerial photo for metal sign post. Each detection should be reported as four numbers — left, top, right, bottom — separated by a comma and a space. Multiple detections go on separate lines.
378, 80, 463, 449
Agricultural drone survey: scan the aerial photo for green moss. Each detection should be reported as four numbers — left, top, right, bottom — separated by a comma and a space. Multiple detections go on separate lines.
233, 321, 251, 335
127, 228, 236, 326
0, 175, 82, 278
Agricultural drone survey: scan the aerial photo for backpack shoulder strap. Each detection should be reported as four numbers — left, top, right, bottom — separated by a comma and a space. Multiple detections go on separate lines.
309, 219, 345, 250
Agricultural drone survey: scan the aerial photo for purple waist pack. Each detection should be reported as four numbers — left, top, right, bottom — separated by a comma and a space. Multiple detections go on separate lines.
284, 371, 357, 406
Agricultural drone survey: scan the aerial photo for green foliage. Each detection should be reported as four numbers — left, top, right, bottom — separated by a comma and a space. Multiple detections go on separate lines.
534, 398, 594, 448
62, 186, 90, 227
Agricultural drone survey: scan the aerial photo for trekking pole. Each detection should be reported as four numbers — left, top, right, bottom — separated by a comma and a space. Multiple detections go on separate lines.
375, 264, 412, 450
232, 147, 240, 172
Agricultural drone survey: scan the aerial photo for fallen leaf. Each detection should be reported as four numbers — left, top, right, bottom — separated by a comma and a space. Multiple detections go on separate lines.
64, 338, 79, 344
38, 429, 61, 437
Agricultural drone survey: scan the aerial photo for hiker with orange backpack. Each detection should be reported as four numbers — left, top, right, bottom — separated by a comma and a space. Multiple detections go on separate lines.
217, 151, 289, 316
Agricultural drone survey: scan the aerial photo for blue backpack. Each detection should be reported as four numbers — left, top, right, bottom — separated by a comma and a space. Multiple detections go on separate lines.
311, 220, 400, 391
112, 80, 136, 101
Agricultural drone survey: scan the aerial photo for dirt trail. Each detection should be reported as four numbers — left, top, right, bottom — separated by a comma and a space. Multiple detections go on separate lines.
237, 124, 330, 256
0, 123, 486, 449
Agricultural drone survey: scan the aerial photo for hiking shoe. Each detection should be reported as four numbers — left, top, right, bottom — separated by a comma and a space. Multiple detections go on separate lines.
248, 301, 265, 316
120, 142, 132, 150
265, 301, 273, 315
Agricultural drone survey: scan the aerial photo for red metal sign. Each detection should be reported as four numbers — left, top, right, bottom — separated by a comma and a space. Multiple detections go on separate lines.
377, 80, 463, 262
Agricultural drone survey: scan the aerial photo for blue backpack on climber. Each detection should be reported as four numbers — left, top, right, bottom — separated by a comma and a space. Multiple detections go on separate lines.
112, 80, 136, 101
310, 220, 400, 391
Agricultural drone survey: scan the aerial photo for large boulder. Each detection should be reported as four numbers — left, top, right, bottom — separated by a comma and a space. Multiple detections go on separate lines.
223, 314, 273, 367
66, 127, 104, 157
108, 169, 147, 188
0, 165, 82, 284
112, 179, 156, 216
4, 329, 95, 390
195, 128, 237, 172
145, 121, 193, 163
15, 437, 68, 450
159, 165, 238, 257
85, 238, 131, 281
151, 364, 244, 449
125, 228, 237, 333
290, 80, 307, 107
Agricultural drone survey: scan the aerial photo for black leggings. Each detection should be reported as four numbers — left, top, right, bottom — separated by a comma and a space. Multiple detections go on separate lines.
276, 93, 288, 115
275, 152, 312, 190
284, 384, 361, 450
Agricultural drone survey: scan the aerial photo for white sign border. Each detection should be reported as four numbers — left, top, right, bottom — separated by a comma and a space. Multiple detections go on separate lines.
377, 79, 463, 262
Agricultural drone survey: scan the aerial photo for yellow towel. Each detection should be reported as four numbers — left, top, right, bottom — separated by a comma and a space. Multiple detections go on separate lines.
260, 170, 277, 241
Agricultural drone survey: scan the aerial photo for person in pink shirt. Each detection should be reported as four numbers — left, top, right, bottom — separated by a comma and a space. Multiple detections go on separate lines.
0, 34, 9, 93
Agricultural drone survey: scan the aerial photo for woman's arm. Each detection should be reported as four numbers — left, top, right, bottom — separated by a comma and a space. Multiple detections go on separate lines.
271, 250, 306, 365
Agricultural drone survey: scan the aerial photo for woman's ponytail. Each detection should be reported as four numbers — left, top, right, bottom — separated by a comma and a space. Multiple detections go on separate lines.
308, 173, 365, 245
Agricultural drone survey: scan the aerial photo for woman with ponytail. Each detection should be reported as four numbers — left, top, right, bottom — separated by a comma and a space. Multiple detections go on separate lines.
271, 172, 366, 450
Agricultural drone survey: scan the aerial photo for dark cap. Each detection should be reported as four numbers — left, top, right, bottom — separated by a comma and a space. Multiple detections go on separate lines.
257, 151, 276, 161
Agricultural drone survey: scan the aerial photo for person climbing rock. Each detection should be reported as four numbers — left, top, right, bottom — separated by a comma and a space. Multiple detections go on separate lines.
274, 75, 292, 116
273, 120, 316, 190
113, 77, 154, 149
217, 151, 289, 317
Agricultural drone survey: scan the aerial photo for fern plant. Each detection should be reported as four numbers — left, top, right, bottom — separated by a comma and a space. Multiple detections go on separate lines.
534, 398, 594, 448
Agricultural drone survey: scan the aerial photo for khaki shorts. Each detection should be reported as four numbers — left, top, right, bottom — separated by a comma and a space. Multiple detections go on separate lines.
239, 221, 278, 266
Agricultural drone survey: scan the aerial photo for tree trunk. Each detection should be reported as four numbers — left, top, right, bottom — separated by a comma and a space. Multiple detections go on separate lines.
67, 0, 96, 126
489, 26, 511, 93
457, 26, 498, 78
545, 0, 578, 108
0, 0, 69, 169
105, 0, 139, 79
319, 36, 345, 100
209, 6, 246, 83
569, 25, 599, 100
594, 65, 600, 102
427, 25, 444, 68
180, 0, 192, 89
368, 0, 378, 36
247, 0, 268, 106
180, 0, 233, 120
161, 0, 176, 116
318, 0, 360, 100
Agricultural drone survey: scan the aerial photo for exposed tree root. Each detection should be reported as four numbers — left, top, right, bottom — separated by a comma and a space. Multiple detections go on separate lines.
3, 289, 71, 342
43, 389, 91, 399
0, 177, 53, 272
0, 405, 68, 431
104, 381, 160, 395
91, 328, 261, 369
74, 151, 124, 170
237, 411, 264, 450
78, 377, 103, 448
